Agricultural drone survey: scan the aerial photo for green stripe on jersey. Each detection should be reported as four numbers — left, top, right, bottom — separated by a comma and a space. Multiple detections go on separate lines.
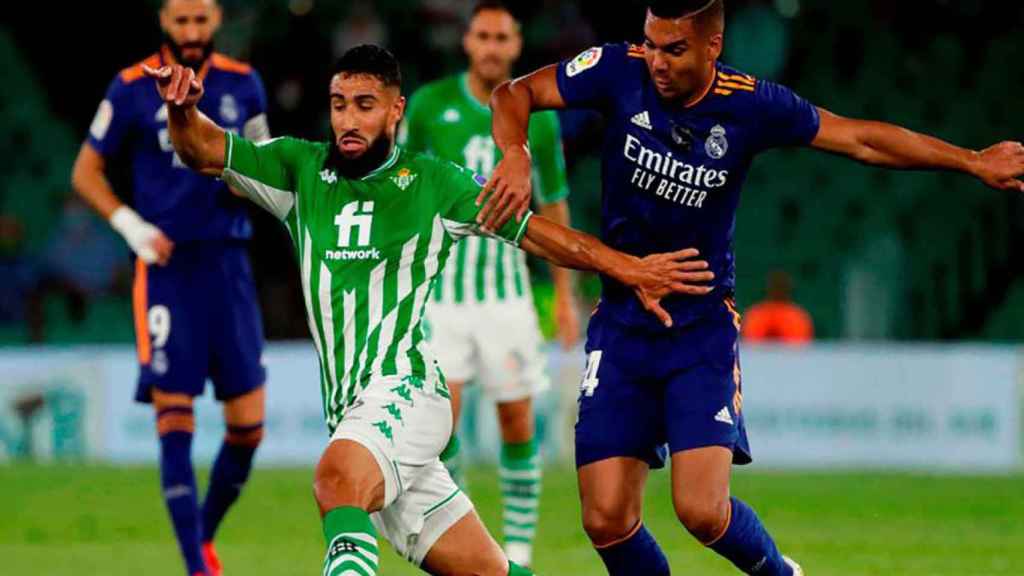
223, 133, 530, 434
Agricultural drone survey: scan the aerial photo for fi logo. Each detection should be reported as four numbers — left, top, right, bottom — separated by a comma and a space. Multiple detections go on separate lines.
334, 201, 375, 247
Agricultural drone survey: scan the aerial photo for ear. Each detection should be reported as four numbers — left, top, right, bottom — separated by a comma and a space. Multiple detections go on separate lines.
159, 6, 170, 34
707, 33, 724, 62
210, 3, 223, 32
510, 29, 523, 61
462, 29, 472, 57
391, 95, 407, 127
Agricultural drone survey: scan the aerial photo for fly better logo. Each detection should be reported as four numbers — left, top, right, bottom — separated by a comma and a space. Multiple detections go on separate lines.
328, 201, 381, 261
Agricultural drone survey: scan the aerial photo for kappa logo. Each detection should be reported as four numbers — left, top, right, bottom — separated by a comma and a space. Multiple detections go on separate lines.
320, 169, 338, 184
630, 111, 653, 130
566, 47, 603, 77
443, 108, 461, 123
705, 124, 729, 159
390, 167, 418, 191
714, 406, 734, 425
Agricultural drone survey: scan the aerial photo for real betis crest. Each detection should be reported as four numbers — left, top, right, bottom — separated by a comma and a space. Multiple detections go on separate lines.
391, 167, 418, 190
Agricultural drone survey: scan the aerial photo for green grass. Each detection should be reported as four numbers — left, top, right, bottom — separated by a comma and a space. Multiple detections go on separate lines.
2, 464, 1022, 575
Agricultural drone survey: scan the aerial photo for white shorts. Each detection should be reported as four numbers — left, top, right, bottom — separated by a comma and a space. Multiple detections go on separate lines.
330, 373, 474, 566
426, 299, 550, 402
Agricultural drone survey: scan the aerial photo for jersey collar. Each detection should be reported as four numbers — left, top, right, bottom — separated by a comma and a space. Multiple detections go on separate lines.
360, 145, 401, 180
460, 73, 491, 114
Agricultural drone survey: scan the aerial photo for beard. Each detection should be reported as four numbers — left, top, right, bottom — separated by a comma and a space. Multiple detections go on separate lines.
325, 132, 394, 180
162, 32, 214, 70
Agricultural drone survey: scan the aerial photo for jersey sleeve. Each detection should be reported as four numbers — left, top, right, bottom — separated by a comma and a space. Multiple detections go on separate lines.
527, 111, 570, 205
438, 160, 532, 246
753, 80, 821, 150
242, 69, 271, 142
86, 76, 135, 158
555, 43, 629, 110
222, 133, 307, 221
398, 89, 430, 153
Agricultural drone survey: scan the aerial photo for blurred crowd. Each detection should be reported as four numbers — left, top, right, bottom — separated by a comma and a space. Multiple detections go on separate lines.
2, 0, 1023, 343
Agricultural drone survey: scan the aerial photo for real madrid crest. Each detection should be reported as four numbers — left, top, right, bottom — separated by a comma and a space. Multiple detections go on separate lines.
220, 94, 240, 123
705, 124, 728, 159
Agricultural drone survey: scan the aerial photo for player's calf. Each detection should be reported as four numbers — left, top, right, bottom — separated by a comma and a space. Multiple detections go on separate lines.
201, 386, 266, 554
153, 391, 207, 576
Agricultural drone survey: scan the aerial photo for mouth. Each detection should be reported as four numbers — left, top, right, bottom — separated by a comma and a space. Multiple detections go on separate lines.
339, 135, 368, 154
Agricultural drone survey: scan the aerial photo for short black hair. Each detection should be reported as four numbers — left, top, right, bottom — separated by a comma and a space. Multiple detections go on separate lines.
472, 0, 518, 21
331, 44, 401, 89
648, 0, 725, 34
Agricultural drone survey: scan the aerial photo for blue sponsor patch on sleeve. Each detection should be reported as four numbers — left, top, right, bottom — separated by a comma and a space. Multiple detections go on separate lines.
473, 173, 488, 187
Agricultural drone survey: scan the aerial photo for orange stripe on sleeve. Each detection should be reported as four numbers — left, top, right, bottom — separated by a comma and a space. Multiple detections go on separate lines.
716, 81, 756, 92
133, 259, 151, 365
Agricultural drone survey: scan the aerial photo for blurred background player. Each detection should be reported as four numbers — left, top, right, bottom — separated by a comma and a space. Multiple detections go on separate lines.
69, 1, 271, 574
484, 0, 1024, 574
741, 271, 813, 345
399, 0, 577, 566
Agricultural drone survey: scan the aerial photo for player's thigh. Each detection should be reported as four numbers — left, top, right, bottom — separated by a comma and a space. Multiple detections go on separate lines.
371, 459, 477, 568
134, 258, 207, 402
420, 508, 507, 576
578, 456, 650, 543
314, 438, 387, 514
425, 303, 477, 384
328, 375, 455, 512
475, 301, 549, 403
663, 356, 749, 463
207, 245, 267, 403
669, 445, 733, 532
222, 386, 265, 426
574, 342, 665, 469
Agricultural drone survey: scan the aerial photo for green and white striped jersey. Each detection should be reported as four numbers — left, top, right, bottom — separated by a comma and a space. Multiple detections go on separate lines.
400, 73, 569, 306
222, 133, 531, 433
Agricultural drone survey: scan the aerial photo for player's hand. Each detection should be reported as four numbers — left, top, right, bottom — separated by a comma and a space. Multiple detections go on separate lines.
476, 145, 533, 232
970, 141, 1024, 192
142, 64, 204, 109
625, 249, 714, 328
109, 206, 174, 266
554, 288, 581, 350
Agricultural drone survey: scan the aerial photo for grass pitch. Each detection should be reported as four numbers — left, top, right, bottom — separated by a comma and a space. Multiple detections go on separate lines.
2, 464, 1022, 575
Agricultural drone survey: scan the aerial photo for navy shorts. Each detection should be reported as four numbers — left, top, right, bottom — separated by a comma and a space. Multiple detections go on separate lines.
132, 241, 266, 404
575, 297, 751, 469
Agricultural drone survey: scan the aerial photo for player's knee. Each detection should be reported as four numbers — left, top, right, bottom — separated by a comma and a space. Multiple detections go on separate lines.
313, 449, 381, 512
582, 501, 639, 546
155, 405, 195, 437
674, 494, 730, 544
225, 422, 264, 448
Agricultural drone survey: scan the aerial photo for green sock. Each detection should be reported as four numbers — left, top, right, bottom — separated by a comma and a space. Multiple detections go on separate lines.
509, 560, 535, 575
500, 439, 541, 566
440, 434, 467, 491
322, 506, 379, 576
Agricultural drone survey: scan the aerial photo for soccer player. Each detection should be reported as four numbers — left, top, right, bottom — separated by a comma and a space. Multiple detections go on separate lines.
482, 1, 1024, 574
144, 44, 714, 575
400, 1, 576, 565
70, 1, 270, 575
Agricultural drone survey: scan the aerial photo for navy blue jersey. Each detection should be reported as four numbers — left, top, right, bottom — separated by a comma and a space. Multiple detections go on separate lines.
87, 48, 270, 243
557, 43, 820, 330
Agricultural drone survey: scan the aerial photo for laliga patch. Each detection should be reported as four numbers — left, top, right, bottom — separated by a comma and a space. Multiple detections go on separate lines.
566, 47, 603, 77
473, 173, 488, 187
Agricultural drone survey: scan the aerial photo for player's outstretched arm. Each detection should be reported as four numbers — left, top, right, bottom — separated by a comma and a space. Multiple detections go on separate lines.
478, 65, 566, 232
812, 108, 1024, 192
520, 215, 714, 327
142, 64, 227, 177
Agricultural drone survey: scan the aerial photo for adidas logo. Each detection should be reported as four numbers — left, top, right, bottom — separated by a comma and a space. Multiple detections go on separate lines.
714, 406, 734, 425
631, 111, 652, 130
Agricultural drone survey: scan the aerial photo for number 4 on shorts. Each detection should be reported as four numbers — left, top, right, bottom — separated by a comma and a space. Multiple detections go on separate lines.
580, 351, 602, 397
